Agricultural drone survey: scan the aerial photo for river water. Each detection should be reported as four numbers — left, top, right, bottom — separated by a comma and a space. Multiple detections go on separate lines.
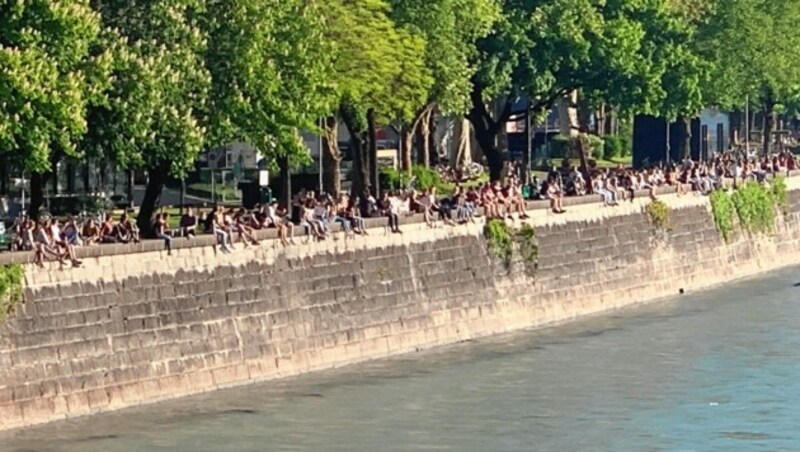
5, 266, 800, 452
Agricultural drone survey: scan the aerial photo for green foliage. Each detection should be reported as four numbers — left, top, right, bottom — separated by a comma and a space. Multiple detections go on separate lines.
516, 223, 539, 268
382, 167, 413, 190
389, 0, 499, 116
0, 264, 24, 320
484, 220, 538, 272
204, 0, 333, 171
484, 219, 513, 266
90, 0, 210, 177
710, 181, 784, 242
695, 0, 800, 112
772, 176, 789, 214
549, 135, 572, 159
645, 200, 670, 230
710, 189, 736, 242
584, 134, 604, 160
412, 165, 442, 191
603, 135, 622, 160
618, 118, 634, 157
0, 1, 110, 172
730, 181, 776, 234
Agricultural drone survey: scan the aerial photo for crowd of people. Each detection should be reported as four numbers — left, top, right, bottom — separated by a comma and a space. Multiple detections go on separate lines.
9, 149, 800, 266
532, 149, 800, 209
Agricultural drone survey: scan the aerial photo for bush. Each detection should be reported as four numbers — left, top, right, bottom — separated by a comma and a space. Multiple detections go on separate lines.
731, 181, 775, 234
584, 134, 604, 160
603, 135, 623, 160
710, 189, 735, 242
0, 264, 24, 320
772, 176, 788, 214
645, 199, 670, 230
484, 219, 513, 266
548, 135, 572, 159
381, 167, 411, 191
412, 165, 441, 191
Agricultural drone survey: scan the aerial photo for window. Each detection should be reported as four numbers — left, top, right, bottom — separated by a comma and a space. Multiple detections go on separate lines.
717, 123, 724, 152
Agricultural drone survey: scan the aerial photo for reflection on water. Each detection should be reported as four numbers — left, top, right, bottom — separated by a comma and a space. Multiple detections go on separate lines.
5, 267, 800, 452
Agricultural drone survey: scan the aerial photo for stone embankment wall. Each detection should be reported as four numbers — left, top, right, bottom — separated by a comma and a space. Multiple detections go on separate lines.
3, 178, 800, 430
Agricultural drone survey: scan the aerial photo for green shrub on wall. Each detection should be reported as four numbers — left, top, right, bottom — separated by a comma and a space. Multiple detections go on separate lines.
484, 220, 538, 273
709, 179, 787, 242
516, 223, 538, 268
484, 219, 513, 266
645, 199, 670, 230
731, 181, 775, 234
772, 176, 789, 214
0, 264, 24, 319
710, 190, 736, 242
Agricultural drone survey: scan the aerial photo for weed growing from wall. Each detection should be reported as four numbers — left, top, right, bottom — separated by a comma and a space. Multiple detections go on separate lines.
0, 264, 24, 319
516, 223, 538, 268
645, 199, 670, 230
772, 176, 789, 214
731, 181, 775, 234
484, 220, 538, 274
484, 219, 513, 267
709, 179, 788, 242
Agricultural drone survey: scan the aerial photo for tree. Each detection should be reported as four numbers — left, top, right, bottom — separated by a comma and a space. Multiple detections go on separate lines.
388, 0, 499, 172
468, 0, 706, 179
321, 0, 429, 197
91, 0, 210, 233
695, 0, 800, 154
204, 0, 332, 199
0, 0, 109, 216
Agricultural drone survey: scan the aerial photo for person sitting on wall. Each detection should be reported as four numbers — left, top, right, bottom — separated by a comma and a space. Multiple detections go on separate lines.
50, 219, 82, 266
81, 218, 101, 245
61, 217, 83, 247
377, 191, 401, 234
154, 213, 173, 255
100, 213, 116, 243
179, 208, 198, 238
236, 208, 260, 246
546, 178, 566, 214
345, 196, 368, 235
120, 213, 141, 243
264, 201, 293, 245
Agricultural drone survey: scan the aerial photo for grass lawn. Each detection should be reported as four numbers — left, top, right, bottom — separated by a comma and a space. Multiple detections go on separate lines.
187, 182, 241, 201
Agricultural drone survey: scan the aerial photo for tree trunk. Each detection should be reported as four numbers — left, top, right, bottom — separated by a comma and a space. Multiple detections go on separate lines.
597, 104, 607, 137
340, 106, 370, 197
681, 116, 692, 160
577, 135, 593, 195
762, 92, 775, 155
367, 108, 379, 193
577, 91, 593, 134
136, 161, 169, 236
28, 172, 45, 218
427, 110, 438, 166
66, 162, 76, 193
558, 91, 579, 137
278, 155, 291, 211
0, 156, 8, 195
400, 126, 414, 174
48, 151, 60, 196
417, 110, 430, 167
467, 84, 504, 181
126, 169, 134, 207
82, 162, 91, 193
322, 116, 342, 197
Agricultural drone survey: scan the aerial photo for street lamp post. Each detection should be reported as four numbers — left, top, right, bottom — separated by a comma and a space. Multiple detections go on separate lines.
318, 117, 324, 194
745, 95, 750, 155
